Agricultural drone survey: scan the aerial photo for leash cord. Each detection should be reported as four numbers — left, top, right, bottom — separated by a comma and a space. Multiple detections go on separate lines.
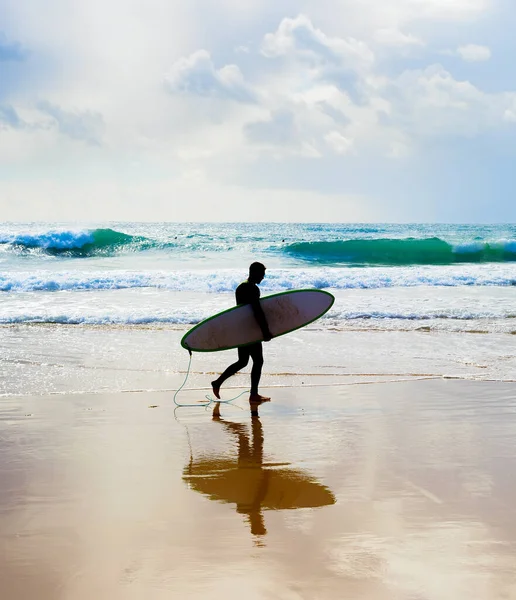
173, 350, 249, 407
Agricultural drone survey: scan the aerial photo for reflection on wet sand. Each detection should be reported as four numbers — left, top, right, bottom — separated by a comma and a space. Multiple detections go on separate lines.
182, 403, 336, 539
2, 381, 516, 599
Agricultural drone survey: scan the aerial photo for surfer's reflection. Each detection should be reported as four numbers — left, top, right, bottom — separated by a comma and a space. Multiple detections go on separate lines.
182, 403, 336, 539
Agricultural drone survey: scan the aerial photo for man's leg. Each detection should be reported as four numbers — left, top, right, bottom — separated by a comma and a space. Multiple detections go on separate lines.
249, 343, 270, 402
211, 347, 250, 399
248, 343, 263, 395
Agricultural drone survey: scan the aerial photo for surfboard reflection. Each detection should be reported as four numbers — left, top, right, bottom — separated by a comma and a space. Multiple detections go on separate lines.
182, 410, 336, 539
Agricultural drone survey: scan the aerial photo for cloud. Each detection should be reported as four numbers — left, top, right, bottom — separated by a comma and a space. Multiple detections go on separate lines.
0, 33, 27, 61
0, 101, 106, 145
324, 131, 354, 154
410, 0, 489, 19
258, 15, 376, 108
319, 102, 351, 127
158, 15, 515, 164
373, 28, 424, 47
37, 101, 105, 145
380, 64, 516, 137
0, 105, 25, 129
244, 109, 321, 157
245, 109, 298, 145
366, 0, 491, 24
250, 17, 505, 158
164, 50, 256, 103
297, 0, 492, 41
261, 14, 374, 71
231, 12, 515, 163
456, 44, 491, 62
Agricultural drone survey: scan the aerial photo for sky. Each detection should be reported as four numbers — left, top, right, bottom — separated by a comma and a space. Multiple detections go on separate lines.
1, 0, 516, 222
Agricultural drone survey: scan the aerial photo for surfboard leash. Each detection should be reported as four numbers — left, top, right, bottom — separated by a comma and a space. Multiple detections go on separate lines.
173, 348, 250, 408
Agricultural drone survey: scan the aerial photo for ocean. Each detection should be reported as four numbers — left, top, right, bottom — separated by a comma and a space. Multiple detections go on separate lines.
1, 222, 516, 396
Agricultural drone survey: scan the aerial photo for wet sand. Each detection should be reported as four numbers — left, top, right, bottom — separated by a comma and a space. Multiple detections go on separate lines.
1, 380, 516, 599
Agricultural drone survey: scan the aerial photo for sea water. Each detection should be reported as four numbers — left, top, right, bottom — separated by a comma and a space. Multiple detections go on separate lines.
1, 222, 515, 396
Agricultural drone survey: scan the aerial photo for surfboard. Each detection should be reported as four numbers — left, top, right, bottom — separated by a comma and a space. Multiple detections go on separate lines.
181, 289, 334, 352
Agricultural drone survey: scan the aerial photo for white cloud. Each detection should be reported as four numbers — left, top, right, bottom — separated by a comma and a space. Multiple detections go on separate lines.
410, 0, 493, 20
0, 100, 105, 149
387, 139, 410, 158
503, 109, 516, 123
324, 131, 354, 154
0, 105, 25, 129
379, 64, 516, 137
456, 44, 492, 62
243, 108, 322, 158
401, 0, 489, 19
261, 14, 374, 72
245, 109, 298, 146
242, 17, 511, 159
299, 0, 492, 40
373, 28, 424, 47
37, 101, 105, 145
164, 50, 256, 103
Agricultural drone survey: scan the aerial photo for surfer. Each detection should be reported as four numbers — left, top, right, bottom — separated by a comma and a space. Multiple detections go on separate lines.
211, 262, 272, 405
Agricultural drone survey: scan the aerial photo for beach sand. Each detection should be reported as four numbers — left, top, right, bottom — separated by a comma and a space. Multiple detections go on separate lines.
1, 380, 516, 599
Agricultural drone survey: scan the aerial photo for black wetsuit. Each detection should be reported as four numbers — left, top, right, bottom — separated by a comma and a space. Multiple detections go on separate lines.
213, 280, 268, 395
235, 280, 259, 306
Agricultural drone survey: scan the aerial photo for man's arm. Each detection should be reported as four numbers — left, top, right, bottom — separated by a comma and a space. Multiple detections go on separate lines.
251, 300, 272, 342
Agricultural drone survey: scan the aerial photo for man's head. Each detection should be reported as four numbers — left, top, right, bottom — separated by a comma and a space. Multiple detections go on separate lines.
249, 261, 266, 284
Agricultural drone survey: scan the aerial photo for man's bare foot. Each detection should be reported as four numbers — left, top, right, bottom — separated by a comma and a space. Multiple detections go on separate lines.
211, 381, 220, 400
249, 393, 271, 405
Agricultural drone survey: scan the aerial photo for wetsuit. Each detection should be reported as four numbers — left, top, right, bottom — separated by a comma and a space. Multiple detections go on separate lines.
213, 280, 269, 395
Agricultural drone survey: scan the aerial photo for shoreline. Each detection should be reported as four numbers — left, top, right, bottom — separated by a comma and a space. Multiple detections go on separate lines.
4, 375, 516, 401
1, 324, 515, 398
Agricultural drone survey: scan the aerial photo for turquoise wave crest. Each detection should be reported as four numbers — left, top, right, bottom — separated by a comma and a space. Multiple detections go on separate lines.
284, 238, 516, 265
0, 228, 157, 256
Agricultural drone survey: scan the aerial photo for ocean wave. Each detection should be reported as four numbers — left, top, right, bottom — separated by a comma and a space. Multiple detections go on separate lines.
284, 238, 516, 265
0, 314, 200, 325
0, 308, 512, 326
1, 266, 515, 293
327, 311, 508, 321
3, 227, 516, 266
0, 228, 153, 256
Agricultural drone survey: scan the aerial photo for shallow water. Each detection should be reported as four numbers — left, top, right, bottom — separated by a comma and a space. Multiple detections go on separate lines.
1, 322, 516, 398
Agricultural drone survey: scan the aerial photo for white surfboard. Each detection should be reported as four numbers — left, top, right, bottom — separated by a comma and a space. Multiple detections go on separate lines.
181, 289, 334, 352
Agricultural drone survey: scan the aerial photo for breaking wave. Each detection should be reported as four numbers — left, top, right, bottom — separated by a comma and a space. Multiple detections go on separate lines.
1, 266, 515, 293
284, 238, 516, 265
0, 228, 154, 256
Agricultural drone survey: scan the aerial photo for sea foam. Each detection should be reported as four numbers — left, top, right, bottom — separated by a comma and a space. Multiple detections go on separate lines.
1, 265, 515, 293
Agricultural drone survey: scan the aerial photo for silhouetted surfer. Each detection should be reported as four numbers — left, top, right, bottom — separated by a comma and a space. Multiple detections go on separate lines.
211, 262, 272, 405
